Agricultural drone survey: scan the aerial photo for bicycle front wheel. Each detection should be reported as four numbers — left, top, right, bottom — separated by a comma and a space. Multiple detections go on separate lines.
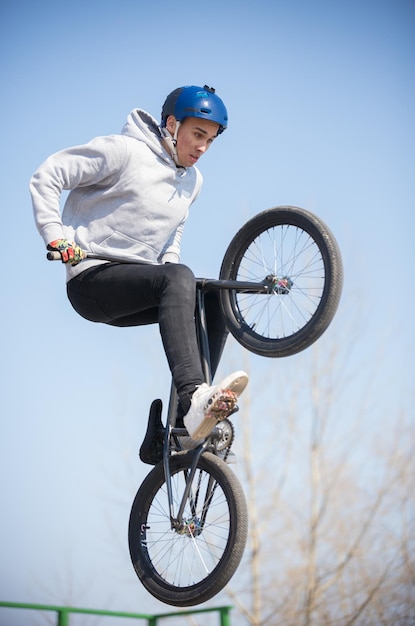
219, 206, 343, 357
128, 451, 248, 606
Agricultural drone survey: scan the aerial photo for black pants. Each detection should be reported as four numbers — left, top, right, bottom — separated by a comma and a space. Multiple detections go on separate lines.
67, 262, 228, 413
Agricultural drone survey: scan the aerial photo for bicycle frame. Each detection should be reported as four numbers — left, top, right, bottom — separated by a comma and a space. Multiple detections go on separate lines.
162, 277, 272, 531
162, 279, 243, 531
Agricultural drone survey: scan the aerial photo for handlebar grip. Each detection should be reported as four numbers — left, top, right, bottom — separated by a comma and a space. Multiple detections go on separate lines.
47, 251, 62, 261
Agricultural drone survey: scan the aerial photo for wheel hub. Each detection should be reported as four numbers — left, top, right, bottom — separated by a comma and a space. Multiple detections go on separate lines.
265, 274, 293, 295
176, 517, 203, 537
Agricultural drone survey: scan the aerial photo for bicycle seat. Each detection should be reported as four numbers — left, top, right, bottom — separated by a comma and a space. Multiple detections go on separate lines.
139, 399, 165, 465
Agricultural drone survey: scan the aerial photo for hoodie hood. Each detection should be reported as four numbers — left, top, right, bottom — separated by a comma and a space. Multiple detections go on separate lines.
121, 109, 169, 162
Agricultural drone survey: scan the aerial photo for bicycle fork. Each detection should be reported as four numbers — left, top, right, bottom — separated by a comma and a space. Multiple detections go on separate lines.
162, 385, 210, 532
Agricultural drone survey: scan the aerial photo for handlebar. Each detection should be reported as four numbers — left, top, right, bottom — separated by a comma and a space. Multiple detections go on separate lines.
46, 250, 269, 293
46, 250, 154, 265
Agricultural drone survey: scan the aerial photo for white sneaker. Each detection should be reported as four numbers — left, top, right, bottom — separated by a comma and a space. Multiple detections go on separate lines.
184, 371, 248, 440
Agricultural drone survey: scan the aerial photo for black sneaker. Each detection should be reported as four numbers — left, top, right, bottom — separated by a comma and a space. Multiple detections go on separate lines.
139, 399, 165, 465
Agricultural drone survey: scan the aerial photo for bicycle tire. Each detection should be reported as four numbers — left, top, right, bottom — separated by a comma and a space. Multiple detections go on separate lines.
128, 451, 248, 606
219, 206, 343, 357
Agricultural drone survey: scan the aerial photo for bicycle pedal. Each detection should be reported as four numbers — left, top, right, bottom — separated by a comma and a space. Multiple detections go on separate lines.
206, 390, 238, 418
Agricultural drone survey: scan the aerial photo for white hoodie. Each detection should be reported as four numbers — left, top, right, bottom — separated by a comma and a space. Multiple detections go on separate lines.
30, 109, 203, 280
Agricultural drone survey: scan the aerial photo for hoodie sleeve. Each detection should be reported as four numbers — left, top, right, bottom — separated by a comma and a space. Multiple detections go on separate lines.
30, 135, 127, 245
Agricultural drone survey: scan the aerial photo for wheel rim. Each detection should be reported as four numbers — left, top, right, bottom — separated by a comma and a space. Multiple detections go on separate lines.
230, 223, 328, 342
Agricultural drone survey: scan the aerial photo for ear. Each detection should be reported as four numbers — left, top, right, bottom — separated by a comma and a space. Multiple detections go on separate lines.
166, 115, 177, 134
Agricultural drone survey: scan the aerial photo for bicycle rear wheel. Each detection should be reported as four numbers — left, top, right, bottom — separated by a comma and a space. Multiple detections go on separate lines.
219, 206, 343, 357
128, 451, 248, 606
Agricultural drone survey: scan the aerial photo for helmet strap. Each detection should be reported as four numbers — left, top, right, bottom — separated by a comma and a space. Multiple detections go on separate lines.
159, 121, 181, 167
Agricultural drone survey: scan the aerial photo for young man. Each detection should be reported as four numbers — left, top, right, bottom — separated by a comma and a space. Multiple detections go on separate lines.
30, 84, 248, 454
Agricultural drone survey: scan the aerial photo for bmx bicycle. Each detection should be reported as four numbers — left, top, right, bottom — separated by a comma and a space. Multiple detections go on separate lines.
48, 206, 343, 606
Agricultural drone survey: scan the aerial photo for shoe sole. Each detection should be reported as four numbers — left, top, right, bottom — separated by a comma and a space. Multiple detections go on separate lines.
217, 371, 248, 397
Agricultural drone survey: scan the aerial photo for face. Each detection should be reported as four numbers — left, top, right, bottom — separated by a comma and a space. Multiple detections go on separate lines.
166, 116, 220, 167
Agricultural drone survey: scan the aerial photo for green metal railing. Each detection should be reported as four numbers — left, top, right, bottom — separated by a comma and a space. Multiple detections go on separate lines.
0, 601, 232, 625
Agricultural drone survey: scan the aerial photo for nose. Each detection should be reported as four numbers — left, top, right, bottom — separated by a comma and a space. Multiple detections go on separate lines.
196, 142, 208, 154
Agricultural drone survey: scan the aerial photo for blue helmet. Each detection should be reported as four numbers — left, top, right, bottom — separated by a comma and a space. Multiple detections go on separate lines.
161, 85, 228, 134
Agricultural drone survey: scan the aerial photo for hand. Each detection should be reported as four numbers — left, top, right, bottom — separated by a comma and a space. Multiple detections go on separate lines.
47, 239, 86, 265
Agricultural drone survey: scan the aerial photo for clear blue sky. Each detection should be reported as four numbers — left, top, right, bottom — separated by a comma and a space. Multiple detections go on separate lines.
1, 0, 414, 622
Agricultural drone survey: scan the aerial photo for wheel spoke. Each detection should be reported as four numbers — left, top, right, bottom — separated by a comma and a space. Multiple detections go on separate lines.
141, 465, 231, 587
233, 223, 326, 340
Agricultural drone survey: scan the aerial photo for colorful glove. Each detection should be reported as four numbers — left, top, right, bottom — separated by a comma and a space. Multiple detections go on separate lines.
47, 239, 86, 265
